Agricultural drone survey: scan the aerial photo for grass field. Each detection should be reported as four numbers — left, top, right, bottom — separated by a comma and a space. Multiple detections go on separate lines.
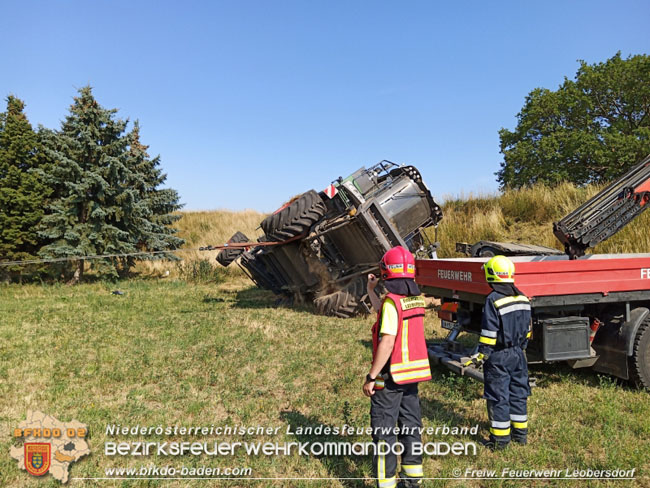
1, 278, 649, 487
2, 185, 650, 487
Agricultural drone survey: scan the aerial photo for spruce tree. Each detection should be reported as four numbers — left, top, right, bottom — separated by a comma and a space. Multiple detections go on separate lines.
39, 86, 183, 282
0, 96, 47, 282
119, 121, 183, 273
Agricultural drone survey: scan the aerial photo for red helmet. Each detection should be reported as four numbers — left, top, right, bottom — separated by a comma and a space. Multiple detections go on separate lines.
380, 246, 416, 280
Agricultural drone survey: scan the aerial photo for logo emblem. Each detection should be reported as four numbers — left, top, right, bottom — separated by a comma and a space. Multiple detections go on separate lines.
25, 443, 51, 476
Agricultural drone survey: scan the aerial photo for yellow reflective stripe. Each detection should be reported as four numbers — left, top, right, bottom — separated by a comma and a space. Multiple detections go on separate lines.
400, 296, 426, 310
494, 296, 518, 307
377, 441, 397, 488
401, 464, 424, 477
378, 440, 385, 481
526, 331, 532, 339
391, 359, 430, 372
479, 336, 497, 345
512, 421, 528, 429
378, 477, 397, 488
490, 427, 511, 436
402, 319, 409, 364
494, 295, 529, 308
391, 368, 431, 382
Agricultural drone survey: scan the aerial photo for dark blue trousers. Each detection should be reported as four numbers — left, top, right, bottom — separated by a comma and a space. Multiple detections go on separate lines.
483, 347, 530, 444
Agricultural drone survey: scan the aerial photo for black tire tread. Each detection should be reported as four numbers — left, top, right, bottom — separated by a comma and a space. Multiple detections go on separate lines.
216, 231, 249, 267
260, 190, 326, 242
313, 279, 365, 319
477, 247, 499, 257
629, 316, 650, 389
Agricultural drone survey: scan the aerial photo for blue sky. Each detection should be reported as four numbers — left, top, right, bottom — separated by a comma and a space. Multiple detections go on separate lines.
1, 1, 648, 211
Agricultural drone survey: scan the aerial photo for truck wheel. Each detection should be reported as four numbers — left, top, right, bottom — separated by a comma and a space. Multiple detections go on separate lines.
216, 231, 249, 267
261, 190, 326, 242
476, 246, 499, 257
313, 280, 365, 319
629, 317, 650, 389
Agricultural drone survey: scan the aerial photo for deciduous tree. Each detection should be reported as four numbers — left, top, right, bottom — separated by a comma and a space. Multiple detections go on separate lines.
498, 53, 650, 188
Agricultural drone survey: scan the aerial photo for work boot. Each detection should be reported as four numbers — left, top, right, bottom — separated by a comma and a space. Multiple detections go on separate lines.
512, 436, 527, 445
479, 438, 509, 451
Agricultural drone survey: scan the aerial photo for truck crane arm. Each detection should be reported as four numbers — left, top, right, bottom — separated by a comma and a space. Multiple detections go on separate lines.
553, 154, 650, 258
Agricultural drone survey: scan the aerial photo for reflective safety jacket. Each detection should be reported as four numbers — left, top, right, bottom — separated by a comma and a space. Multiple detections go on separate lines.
479, 291, 532, 356
372, 293, 432, 387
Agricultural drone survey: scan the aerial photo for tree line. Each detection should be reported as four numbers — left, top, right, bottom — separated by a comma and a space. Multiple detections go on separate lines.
498, 53, 650, 188
0, 86, 183, 283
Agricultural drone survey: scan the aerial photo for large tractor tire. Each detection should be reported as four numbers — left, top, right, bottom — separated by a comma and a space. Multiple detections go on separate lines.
260, 190, 326, 242
239, 249, 284, 295
629, 316, 650, 389
216, 231, 249, 267
313, 279, 365, 319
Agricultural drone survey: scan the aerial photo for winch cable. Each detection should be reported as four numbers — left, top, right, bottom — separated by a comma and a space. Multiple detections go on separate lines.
0, 233, 306, 268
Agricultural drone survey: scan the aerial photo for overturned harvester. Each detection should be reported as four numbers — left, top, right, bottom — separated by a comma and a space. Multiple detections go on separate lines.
217, 161, 442, 317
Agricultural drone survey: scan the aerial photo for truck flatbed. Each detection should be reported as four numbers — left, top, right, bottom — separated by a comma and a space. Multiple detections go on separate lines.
417, 253, 650, 307
417, 254, 650, 387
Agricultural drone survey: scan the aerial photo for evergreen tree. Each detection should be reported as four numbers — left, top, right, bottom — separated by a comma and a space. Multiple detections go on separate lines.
119, 121, 183, 273
39, 86, 183, 282
0, 96, 48, 282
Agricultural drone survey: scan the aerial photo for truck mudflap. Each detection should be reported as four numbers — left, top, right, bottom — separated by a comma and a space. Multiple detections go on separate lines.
591, 307, 650, 380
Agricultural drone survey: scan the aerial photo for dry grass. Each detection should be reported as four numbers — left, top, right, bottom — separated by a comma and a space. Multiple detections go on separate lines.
135, 182, 650, 279
434, 182, 650, 257
135, 209, 266, 277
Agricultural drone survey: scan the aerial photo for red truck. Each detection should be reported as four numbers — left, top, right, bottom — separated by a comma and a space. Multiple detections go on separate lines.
417, 154, 650, 389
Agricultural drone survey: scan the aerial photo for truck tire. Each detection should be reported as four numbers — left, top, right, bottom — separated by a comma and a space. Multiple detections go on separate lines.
476, 246, 499, 257
216, 231, 249, 267
260, 190, 326, 242
313, 280, 365, 319
629, 317, 650, 389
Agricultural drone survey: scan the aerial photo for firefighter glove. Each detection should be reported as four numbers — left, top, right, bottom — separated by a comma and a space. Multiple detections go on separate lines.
463, 352, 486, 368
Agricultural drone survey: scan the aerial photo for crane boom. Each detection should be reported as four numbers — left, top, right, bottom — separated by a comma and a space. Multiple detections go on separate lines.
553, 154, 650, 258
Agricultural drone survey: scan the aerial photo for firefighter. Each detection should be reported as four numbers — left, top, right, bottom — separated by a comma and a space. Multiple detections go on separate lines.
465, 255, 532, 450
363, 246, 432, 488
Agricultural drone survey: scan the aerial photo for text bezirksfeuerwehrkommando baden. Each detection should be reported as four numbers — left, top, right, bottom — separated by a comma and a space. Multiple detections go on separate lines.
104, 424, 479, 457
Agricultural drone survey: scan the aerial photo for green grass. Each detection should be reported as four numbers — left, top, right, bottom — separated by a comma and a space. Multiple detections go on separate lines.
3, 182, 650, 486
1, 279, 648, 487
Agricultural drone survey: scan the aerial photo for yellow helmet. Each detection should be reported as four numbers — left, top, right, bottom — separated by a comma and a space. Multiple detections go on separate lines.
483, 255, 515, 283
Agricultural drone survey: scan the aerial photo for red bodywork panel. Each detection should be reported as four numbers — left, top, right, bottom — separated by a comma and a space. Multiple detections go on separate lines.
416, 254, 650, 299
